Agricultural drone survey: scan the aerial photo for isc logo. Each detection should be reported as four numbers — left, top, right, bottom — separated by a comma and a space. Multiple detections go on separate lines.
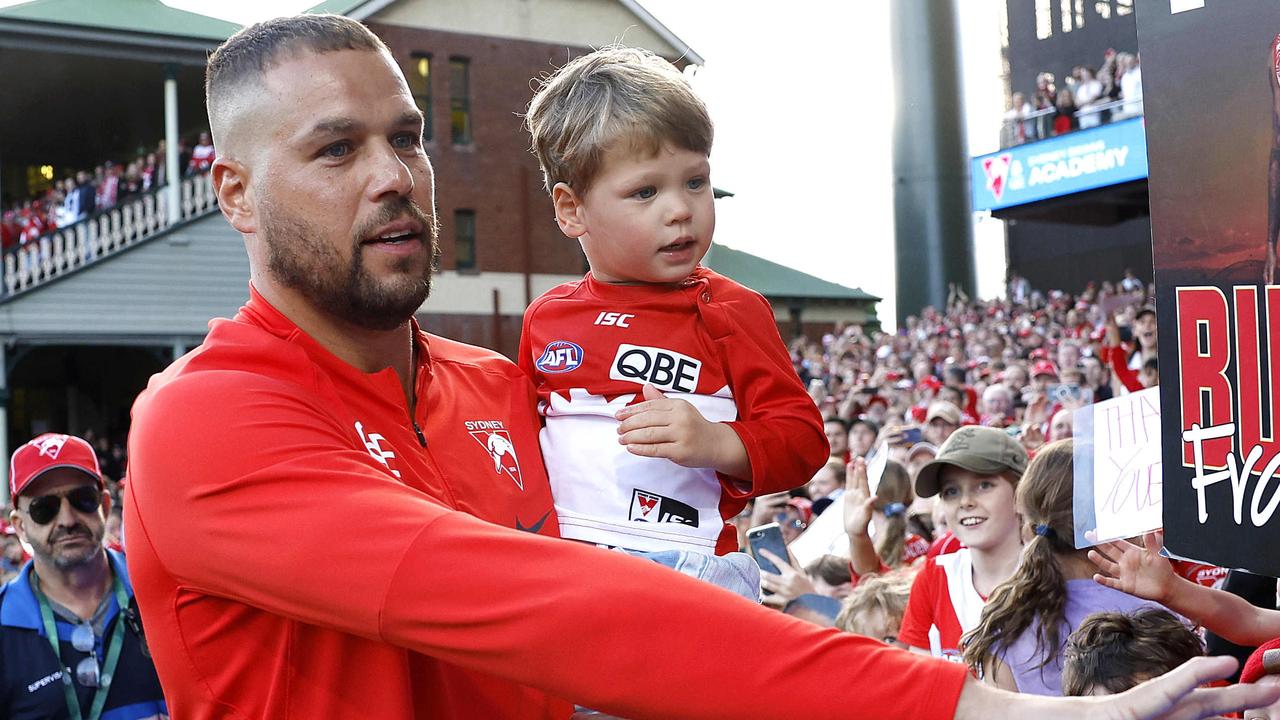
535, 340, 583, 374
594, 311, 634, 328
609, 343, 701, 394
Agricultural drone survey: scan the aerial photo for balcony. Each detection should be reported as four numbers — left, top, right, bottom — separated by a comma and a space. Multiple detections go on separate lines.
971, 101, 1148, 225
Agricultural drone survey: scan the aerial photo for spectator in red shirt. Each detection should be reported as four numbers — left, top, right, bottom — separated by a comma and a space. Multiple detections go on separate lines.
187, 132, 216, 175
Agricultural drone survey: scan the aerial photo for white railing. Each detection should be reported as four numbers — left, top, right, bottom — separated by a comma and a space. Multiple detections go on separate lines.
3, 172, 218, 297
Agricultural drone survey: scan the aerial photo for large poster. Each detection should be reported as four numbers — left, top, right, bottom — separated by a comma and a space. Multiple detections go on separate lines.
1138, 0, 1280, 575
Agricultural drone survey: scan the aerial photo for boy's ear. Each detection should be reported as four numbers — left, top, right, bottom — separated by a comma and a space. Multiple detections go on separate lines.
551, 182, 587, 239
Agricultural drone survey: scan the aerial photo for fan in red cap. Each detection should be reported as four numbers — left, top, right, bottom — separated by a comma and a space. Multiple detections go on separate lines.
9, 432, 104, 499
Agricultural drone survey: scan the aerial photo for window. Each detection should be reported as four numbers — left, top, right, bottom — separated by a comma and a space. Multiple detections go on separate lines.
449, 57, 472, 144
1035, 0, 1053, 39
1060, 0, 1073, 32
454, 209, 476, 271
1116, 0, 1133, 15
408, 53, 433, 142
1095, 0, 1111, 19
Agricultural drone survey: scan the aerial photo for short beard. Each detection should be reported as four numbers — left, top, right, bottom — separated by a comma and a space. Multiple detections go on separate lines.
36, 523, 105, 571
261, 196, 441, 331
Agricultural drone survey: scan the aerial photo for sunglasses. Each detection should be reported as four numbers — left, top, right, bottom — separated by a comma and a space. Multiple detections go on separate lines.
21, 486, 101, 525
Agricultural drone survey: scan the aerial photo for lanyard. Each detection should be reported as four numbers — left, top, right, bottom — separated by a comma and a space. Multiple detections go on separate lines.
32, 571, 129, 720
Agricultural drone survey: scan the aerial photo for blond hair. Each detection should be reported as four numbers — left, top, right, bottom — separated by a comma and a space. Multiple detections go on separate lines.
525, 45, 712, 195
835, 569, 914, 638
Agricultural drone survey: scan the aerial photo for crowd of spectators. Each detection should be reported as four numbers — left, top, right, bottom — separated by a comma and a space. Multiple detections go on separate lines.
0, 132, 216, 252
7, 268, 1272, 698
724, 270, 1220, 696
1002, 48, 1143, 147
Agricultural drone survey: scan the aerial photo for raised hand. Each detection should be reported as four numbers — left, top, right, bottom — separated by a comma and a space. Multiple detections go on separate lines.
1088, 530, 1175, 603
842, 457, 876, 539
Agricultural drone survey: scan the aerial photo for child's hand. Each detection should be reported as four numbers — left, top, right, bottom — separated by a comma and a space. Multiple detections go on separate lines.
842, 458, 875, 539
615, 385, 750, 479
1088, 530, 1176, 603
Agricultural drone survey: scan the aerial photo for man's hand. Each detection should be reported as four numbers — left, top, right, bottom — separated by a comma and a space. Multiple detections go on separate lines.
1088, 530, 1176, 603
954, 656, 1280, 720
615, 384, 750, 479
749, 492, 789, 529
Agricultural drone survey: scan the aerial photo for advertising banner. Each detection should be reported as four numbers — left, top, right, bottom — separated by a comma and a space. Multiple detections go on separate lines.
1137, 0, 1280, 574
971, 117, 1148, 212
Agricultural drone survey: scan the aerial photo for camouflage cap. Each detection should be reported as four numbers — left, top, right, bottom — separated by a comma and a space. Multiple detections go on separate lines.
913, 425, 1028, 498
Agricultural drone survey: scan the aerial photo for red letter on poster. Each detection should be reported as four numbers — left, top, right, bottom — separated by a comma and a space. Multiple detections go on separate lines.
1177, 287, 1234, 467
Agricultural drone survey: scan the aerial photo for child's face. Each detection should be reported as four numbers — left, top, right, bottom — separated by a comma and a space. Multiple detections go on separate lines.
561, 141, 714, 284
937, 468, 1019, 553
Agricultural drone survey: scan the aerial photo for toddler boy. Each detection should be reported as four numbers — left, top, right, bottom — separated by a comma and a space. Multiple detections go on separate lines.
520, 46, 828, 599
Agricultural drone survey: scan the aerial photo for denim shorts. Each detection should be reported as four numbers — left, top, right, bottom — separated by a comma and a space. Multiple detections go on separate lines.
624, 548, 761, 603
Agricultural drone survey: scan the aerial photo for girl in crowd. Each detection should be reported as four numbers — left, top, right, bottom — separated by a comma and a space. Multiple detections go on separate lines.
897, 426, 1029, 660
962, 440, 1167, 694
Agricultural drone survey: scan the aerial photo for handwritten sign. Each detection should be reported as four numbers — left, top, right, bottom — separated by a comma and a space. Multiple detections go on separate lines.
1072, 387, 1163, 547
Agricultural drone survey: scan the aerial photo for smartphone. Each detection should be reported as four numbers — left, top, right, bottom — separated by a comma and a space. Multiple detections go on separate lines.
746, 522, 789, 575
900, 427, 923, 445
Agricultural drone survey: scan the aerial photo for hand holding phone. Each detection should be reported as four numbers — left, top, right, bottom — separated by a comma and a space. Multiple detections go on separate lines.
746, 523, 790, 575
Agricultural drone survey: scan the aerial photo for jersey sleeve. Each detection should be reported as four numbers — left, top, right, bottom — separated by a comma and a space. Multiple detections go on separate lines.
127, 370, 966, 718
898, 558, 939, 650
711, 284, 829, 497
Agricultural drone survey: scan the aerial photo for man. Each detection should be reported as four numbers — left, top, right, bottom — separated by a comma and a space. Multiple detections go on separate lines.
2, 433, 166, 719
123, 14, 1280, 720
924, 400, 962, 447
824, 417, 851, 462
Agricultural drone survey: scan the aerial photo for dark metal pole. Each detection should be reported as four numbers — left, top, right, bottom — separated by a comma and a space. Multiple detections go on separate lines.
891, 0, 975, 324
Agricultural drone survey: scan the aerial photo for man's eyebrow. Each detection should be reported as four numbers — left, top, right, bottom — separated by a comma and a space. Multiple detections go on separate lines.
393, 110, 425, 128
302, 117, 361, 139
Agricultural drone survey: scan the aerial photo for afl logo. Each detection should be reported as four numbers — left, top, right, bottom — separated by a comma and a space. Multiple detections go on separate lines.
535, 340, 583, 373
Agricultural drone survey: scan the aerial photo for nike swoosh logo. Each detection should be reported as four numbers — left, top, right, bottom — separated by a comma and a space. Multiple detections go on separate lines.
515, 511, 551, 534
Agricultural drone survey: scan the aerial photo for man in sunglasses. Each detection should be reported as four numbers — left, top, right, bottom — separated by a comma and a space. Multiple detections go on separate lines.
1, 433, 167, 720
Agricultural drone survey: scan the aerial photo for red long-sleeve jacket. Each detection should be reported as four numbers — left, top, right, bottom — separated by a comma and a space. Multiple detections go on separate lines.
124, 287, 967, 719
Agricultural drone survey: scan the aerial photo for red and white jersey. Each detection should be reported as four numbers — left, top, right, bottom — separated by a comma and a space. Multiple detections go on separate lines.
519, 267, 828, 555
898, 549, 986, 662
1172, 560, 1229, 589
189, 144, 216, 172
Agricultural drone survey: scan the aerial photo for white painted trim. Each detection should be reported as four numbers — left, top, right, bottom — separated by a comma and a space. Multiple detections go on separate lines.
615, 0, 703, 65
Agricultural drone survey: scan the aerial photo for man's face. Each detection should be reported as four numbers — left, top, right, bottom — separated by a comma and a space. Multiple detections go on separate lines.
1082, 357, 1103, 386
568, 141, 715, 285
1051, 409, 1073, 439
10, 469, 109, 571
1058, 343, 1080, 370
2, 537, 23, 563
850, 423, 877, 457
824, 421, 849, 456
232, 49, 439, 331
925, 418, 957, 446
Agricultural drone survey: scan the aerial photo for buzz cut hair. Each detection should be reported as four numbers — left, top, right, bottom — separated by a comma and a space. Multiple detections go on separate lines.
205, 14, 390, 147
524, 45, 712, 196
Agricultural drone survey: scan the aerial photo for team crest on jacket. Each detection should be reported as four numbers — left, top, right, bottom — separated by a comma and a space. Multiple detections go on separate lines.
465, 420, 523, 490
535, 340, 583, 374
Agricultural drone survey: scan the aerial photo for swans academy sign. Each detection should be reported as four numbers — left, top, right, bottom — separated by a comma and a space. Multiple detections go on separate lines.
971, 117, 1148, 212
